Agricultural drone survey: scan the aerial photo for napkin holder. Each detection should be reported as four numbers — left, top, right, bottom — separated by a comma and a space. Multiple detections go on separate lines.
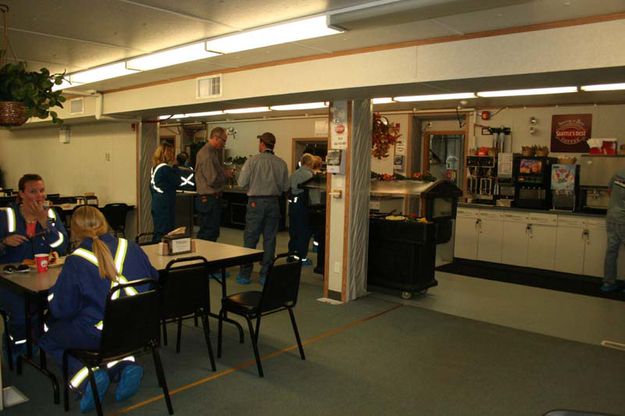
159, 227, 194, 255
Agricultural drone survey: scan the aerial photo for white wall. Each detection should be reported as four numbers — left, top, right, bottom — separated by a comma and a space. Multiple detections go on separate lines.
0, 122, 137, 205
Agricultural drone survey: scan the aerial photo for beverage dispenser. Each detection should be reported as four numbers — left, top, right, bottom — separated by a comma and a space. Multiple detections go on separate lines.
513, 156, 557, 210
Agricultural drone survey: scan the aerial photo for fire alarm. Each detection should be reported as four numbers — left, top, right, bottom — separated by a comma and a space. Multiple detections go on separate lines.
480, 111, 491, 120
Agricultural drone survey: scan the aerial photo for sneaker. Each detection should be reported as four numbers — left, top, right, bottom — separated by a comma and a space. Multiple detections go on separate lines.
80, 369, 110, 413
236, 275, 251, 285
115, 365, 144, 402
600, 282, 620, 293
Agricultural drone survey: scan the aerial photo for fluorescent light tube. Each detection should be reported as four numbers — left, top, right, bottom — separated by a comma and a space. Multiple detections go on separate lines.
393, 92, 475, 102
126, 43, 221, 71
372, 97, 394, 104
186, 110, 224, 117
51, 79, 81, 92
270, 102, 328, 111
223, 107, 270, 114
159, 115, 172, 120
69, 63, 139, 84
580, 83, 625, 92
477, 86, 577, 97
205, 16, 342, 54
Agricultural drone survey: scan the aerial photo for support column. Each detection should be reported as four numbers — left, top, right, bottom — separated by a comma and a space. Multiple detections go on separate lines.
137, 120, 158, 235
323, 99, 372, 302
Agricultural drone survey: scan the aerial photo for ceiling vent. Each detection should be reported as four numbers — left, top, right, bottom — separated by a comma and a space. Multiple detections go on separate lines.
197, 75, 222, 99
69, 98, 84, 114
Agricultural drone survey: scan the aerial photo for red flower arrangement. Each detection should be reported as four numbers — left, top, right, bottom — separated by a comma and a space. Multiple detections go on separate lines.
372, 113, 401, 159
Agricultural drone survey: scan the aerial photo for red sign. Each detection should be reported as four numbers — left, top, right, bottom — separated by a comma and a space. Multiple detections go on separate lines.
551, 114, 592, 153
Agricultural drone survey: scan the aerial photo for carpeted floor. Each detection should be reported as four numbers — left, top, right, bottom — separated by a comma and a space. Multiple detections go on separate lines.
3, 279, 625, 416
436, 259, 625, 301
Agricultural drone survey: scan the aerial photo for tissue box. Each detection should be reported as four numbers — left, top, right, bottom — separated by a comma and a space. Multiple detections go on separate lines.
160, 236, 195, 255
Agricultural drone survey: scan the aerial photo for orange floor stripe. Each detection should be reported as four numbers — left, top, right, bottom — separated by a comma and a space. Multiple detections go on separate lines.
112, 302, 402, 415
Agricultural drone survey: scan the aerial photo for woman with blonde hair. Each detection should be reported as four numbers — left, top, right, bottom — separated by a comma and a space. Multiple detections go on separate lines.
150, 142, 179, 242
38, 206, 158, 413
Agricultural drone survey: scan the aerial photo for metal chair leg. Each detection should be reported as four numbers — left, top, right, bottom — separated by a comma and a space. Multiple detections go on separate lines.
200, 313, 216, 371
86, 368, 104, 416
175, 317, 183, 353
245, 317, 264, 378
62, 352, 70, 411
217, 309, 224, 358
151, 345, 174, 415
288, 308, 306, 360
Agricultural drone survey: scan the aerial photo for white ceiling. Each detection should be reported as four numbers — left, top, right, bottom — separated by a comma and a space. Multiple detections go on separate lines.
3, 0, 625, 116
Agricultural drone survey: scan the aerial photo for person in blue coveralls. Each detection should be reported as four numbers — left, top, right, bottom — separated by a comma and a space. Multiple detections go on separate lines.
0, 173, 68, 359
39, 206, 159, 413
602, 167, 625, 293
150, 142, 179, 243
287, 153, 318, 266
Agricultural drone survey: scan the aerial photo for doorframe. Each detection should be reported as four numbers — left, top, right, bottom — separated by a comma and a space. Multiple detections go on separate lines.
291, 137, 328, 169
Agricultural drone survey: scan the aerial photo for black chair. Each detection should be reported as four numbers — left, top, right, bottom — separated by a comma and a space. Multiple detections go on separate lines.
217, 253, 305, 377
62, 279, 173, 416
135, 232, 156, 246
100, 203, 131, 237
159, 257, 216, 371
0, 309, 13, 371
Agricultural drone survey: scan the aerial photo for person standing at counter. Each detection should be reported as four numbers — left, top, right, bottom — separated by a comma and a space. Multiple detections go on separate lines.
602, 168, 625, 293
39, 206, 159, 413
236, 132, 289, 285
0, 173, 68, 359
195, 127, 229, 241
150, 142, 178, 243
174, 151, 195, 191
287, 153, 316, 266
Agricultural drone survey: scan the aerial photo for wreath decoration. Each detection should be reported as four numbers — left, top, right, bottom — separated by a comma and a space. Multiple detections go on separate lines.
371, 113, 401, 159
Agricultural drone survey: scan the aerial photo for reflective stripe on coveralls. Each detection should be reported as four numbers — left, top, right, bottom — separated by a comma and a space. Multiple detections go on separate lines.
180, 172, 195, 187
151, 163, 168, 193
1, 207, 16, 232
47, 209, 65, 249
68, 238, 138, 389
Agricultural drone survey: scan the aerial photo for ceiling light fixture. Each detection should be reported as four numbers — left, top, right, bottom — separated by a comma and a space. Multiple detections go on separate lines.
580, 83, 625, 92
223, 106, 271, 114
52, 79, 82, 92
69, 62, 139, 84
205, 16, 342, 54
185, 110, 224, 117
393, 92, 475, 102
270, 102, 328, 111
477, 86, 577, 97
371, 97, 394, 104
126, 43, 221, 71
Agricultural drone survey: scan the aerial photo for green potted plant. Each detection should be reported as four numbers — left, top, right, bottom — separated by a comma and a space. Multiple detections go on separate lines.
0, 61, 66, 126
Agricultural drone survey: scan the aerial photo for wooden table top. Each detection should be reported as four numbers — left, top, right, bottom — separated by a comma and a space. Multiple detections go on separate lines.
0, 239, 263, 294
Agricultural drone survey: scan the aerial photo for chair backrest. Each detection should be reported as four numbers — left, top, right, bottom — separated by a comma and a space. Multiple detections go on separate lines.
101, 203, 130, 231
135, 232, 155, 246
99, 279, 160, 357
259, 253, 302, 313
160, 256, 211, 320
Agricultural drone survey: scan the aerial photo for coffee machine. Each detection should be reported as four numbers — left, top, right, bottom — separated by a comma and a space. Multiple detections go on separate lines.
580, 155, 625, 212
513, 156, 557, 210
466, 155, 496, 204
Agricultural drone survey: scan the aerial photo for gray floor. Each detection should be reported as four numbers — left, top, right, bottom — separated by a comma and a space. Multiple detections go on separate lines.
2, 227, 624, 415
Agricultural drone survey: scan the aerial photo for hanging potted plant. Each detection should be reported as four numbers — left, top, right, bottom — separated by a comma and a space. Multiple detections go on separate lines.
0, 61, 66, 126
372, 113, 401, 159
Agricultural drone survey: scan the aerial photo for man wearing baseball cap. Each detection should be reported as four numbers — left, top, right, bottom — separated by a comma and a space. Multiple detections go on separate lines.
236, 132, 289, 285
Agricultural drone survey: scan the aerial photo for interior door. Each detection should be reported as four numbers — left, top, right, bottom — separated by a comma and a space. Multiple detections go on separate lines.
423, 132, 464, 186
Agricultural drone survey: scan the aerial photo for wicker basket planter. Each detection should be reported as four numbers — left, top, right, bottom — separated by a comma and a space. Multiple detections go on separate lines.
0, 101, 29, 127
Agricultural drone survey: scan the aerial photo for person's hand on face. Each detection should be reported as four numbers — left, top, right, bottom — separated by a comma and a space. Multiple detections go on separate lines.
3, 234, 28, 247
19, 179, 49, 227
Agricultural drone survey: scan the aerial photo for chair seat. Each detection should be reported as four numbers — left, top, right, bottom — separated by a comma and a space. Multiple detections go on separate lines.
224, 291, 262, 315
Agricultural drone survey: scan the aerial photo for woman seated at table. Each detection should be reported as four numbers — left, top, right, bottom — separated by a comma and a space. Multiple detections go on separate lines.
0, 174, 68, 357
39, 206, 158, 413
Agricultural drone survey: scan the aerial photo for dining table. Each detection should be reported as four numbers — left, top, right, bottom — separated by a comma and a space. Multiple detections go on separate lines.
0, 238, 263, 406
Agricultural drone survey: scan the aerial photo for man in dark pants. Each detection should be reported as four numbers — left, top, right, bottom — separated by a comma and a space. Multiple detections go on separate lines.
236, 132, 289, 285
195, 127, 229, 241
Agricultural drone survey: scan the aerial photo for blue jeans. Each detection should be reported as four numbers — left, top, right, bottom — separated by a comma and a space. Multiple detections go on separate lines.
604, 221, 625, 284
196, 195, 222, 241
239, 197, 281, 280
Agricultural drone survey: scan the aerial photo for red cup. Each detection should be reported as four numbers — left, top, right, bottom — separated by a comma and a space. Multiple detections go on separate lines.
35, 253, 49, 273
602, 140, 617, 155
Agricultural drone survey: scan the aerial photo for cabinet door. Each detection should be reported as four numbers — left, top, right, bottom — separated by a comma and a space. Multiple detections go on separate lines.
527, 214, 557, 270
554, 216, 585, 274
453, 209, 479, 260
584, 218, 606, 278
476, 210, 503, 263
501, 212, 529, 266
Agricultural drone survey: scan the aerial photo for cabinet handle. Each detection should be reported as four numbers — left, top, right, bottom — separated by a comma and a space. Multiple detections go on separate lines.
475, 218, 481, 232
526, 223, 532, 237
